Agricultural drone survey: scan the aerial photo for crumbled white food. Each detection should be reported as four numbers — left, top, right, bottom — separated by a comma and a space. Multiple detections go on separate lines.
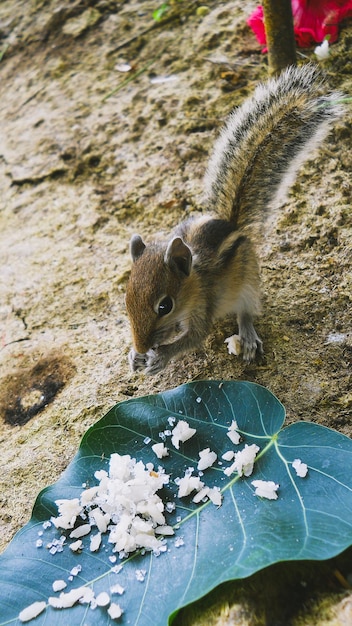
52, 580, 67, 592
90, 532, 102, 552
222, 450, 235, 461
314, 38, 330, 60
227, 420, 241, 445
224, 334, 242, 356
135, 569, 147, 582
69, 524, 91, 539
80, 486, 98, 506
19, 601, 47, 622
223, 444, 260, 477
108, 602, 123, 619
78, 587, 95, 604
292, 458, 308, 478
90, 507, 110, 533
197, 448, 217, 471
96, 591, 110, 607
174, 537, 184, 547
171, 420, 196, 449
154, 525, 174, 535
252, 480, 279, 500
52, 453, 170, 558
151, 442, 169, 459
51, 498, 81, 530
192, 486, 209, 503
48, 586, 91, 608
208, 487, 222, 506
177, 474, 204, 498
110, 583, 125, 595
69, 539, 82, 552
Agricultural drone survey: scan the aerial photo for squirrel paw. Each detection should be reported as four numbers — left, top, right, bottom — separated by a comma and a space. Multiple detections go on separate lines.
241, 330, 263, 362
129, 348, 148, 372
226, 328, 263, 362
145, 349, 169, 375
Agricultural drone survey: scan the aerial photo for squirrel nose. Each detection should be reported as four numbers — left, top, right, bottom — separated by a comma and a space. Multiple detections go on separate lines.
133, 337, 151, 355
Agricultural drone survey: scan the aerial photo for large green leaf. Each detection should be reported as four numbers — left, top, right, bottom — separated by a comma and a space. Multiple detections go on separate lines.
1, 381, 352, 625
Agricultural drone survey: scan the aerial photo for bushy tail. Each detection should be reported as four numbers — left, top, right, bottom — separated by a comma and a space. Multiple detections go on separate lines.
205, 64, 343, 230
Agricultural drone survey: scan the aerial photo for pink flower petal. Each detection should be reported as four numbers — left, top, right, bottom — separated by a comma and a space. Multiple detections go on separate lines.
247, 0, 352, 49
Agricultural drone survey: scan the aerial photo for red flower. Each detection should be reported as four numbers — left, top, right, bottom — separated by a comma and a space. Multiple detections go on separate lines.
247, 0, 352, 48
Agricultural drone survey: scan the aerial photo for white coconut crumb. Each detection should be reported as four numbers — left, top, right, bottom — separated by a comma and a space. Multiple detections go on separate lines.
174, 537, 184, 547
208, 487, 222, 506
292, 458, 308, 478
79, 587, 95, 604
69, 539, 83, 552
69, 524, 91, 539
224, 334, 242, 356
192, 486, 210, 503
51, 453, 171, 559
96, 591, 110, 607
197, 448, 217, 471
154, 525, 175, 535
224, 444, 260, 477
110, 584, 125, 595
222, 450, 235, 461
51, 498, 81, 530
108, 602, 123, 619
177, 474, 204, 498
227, 420, 241, 445
252, 480, 279, 500
19, 601, 47, 622
90, 532, 102, 552
90, 508, 110, 533
48, 586, 90, 608
135, 569, 147, 582
80, 486, 99, 506
52, 580, 67, 592
171, 420, 196, 449
151, 442, 169, 459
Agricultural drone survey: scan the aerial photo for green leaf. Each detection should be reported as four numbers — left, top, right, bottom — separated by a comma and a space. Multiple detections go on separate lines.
1, 381, 352, 625
152, 3, 169, 22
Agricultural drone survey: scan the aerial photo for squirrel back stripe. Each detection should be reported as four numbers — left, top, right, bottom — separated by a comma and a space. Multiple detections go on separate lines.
205, 64, 343, 230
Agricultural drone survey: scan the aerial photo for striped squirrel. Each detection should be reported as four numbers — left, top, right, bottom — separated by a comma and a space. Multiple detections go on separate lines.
126, 64, 342, 375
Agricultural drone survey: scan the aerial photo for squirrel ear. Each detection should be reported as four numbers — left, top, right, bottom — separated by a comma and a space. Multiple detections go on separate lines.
130, 234, 146, 262
165, 237, 192, 276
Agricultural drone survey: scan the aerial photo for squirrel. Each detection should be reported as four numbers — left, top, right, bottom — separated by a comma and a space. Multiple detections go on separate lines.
125, 64, 342, 375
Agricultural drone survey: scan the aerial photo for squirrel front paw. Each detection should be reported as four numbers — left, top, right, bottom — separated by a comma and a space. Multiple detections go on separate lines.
241, 334, 263, 362
129, 348, 148, 372
145, 348, 169, 375
129, 347, 170, 375
225, 329, 263, 362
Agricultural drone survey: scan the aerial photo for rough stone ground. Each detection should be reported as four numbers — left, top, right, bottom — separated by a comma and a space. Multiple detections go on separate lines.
0, 1, 351, 624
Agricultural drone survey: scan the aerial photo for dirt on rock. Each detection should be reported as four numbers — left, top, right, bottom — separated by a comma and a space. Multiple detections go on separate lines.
0, 1, 351, 624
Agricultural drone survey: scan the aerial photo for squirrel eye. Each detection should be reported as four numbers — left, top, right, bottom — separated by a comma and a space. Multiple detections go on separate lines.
158, 296, 174, 317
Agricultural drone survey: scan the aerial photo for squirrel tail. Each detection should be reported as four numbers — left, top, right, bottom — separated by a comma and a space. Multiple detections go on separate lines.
204, 64, 343, 230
